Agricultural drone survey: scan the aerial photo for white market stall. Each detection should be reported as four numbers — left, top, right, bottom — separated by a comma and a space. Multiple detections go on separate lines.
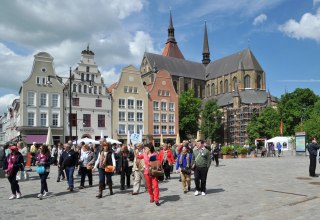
266, 136, 294, 151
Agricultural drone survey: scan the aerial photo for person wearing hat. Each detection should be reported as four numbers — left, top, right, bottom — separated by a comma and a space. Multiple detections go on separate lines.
2, 146, 24, 199
192, 140, 211, 196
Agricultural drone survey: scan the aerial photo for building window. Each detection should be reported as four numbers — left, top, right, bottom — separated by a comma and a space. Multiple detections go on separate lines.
137, 125, 143, 133
86, 66, 90, 72
124, 86, 129, 93
72, 98, 79, 106
81, 73, 84, 81
52, 113, 58, 127
96, 99, 102, 107
119, 99, 125, 109
40, 113, 47, 127
169, 103, 174, 112
211, 83, 215, 96
161, 125, 167, 134
173, 81, 178, 93
99, 86, 102, 94
153, 125, 159, 135
94, 86, 97, 94
184, 83, 188, 91
169, 125, 175, 134
244, 75, 251, 88
78, 84, 82, 93
52, 94, 59, 107
224, 80, 229, 93
219, 81, 223, 94
169, 114, 174, 123
233, 77, 237, 91
73, 84, 77, 93
161, 102, 167, 111
36, 76, 41, 84
161, 113, 167, 123
28, 112, 35, 126
119, 112, 125, 121
71, 113, 77, 126
128, 112, 134, 121
128, 124, 135, 134
133, 87, 138, 93
153, 101, 159, 111
137, 112, 143, 122
128, 99, 134, 109
84, 85, 87, 93
119, 124, 125, 134
206, 84, 210, 97
86, 74, 90, 81
83, 114, 91, 127
91, 74, 94, 81
40, 93, 47, 106
257, 75, 261, 89
153, 113, 159, 122
98, 115, 105, 127
89, 86, 92, 94
136, 100, 143, 110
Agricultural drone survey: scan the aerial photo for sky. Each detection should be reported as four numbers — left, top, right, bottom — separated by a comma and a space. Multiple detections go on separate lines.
1, 0, 320, 115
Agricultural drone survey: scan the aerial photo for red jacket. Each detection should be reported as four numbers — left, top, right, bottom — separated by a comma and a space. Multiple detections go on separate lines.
159, 149, 175, 164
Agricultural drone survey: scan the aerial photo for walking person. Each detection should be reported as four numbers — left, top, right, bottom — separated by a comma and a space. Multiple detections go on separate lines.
137, 143, 161, 206
118, 145, 134, 190
308, 137, 319, 177
59, 143, 78, 191
159, 143, 175, 180
94, 142, 116, 198
212, 145, 220, 166
132, 143, 147, 195
176, 146, 192, 193
192, 140, 211, 196
3, 146, 24, 200
50, 145, 57, 166
276, 142, 282, 157
30, 142, 37, 166
78, 144, 95, 189
36, 145, 51, 198
56, 143, 65, 182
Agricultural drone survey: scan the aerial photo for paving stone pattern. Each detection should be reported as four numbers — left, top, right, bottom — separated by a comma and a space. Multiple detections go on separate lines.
0, 153, 319, 220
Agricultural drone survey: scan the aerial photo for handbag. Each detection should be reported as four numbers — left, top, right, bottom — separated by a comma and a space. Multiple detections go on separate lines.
36, 165, 45, 174
148, 166, 164, 177
16, 171, 29, 181
105, 165, 114, 173
181, 166, 191, 175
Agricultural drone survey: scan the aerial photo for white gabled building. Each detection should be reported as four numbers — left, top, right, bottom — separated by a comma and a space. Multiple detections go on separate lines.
64, 46, 112, 142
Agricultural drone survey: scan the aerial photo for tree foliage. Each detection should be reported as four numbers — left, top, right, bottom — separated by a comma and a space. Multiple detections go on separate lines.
247, 106, 280, 145
278, 88, 318, 136
200, 100, 223, 142
178, 89, 202, 140
300, 100, 320, 140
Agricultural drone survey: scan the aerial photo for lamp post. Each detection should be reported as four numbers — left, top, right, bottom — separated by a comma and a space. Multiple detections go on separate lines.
69, 67, 72, 142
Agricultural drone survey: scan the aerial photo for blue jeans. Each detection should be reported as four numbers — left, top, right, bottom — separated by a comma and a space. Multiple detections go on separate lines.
65, 166, 75, 189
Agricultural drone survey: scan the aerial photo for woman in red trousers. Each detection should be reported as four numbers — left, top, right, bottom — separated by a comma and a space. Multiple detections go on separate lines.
137, 143, 160, 206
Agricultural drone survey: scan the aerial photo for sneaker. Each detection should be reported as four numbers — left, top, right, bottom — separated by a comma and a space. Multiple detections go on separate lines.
43, 192, 48, 197
16, 192, 21, 199
79, 186, 84, 189
194, 190, 199, 196
9, 194, 16, 200
155, 202, 160, 206
201, 192, 206, 196
37, 193, 43, 198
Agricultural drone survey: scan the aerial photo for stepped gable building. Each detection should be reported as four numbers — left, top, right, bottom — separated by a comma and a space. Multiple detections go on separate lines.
140, 13, 277, 145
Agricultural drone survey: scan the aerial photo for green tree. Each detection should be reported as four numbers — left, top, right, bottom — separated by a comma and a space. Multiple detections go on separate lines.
179, 89, 202, 140
301, 100, 320, 140
247, 106, 281, 145
278, 88, 318, 136
200, 100, 223, 142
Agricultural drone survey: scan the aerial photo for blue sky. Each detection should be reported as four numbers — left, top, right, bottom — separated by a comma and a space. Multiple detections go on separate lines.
0, 0, 320, 114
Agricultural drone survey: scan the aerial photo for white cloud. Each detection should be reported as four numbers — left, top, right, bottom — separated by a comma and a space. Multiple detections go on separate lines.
253, 14, 267, 26
279, 9, 320, 42
101, 68, 122, 87
0, 94, 19, 115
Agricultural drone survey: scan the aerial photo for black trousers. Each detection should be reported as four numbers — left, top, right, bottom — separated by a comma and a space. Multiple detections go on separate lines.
120, 166, 132, 188
163, 161, 171, 178
309, 155, 317, 176
194, 166, 208, 192
39, 172, 49, 194
57, 166, 65, 180
8, 172, 20, 194
80, 167, 92, 186
212, 154, 219, 166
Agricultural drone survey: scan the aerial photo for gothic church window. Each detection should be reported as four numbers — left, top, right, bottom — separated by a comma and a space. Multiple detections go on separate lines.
211, 83, 215, 96
244, 75, 251, 89
233, 77, 237, 91
257, 75, 261, 89
220, 81, 223, 94
206, 84, 210, 97
224, 80, 229, 93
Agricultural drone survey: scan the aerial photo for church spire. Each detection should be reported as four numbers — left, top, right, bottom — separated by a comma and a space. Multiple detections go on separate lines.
167, 10, 176, 44
202, 21, 210, 65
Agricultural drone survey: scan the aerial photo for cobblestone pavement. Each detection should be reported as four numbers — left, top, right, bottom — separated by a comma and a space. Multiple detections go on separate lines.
1, 153, 319, 220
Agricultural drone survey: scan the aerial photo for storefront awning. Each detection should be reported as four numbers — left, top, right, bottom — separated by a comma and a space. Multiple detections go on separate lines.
26, 135, 47, 144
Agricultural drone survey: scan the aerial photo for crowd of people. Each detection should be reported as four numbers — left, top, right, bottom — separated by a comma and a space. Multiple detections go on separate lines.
1, 139, 215, 206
